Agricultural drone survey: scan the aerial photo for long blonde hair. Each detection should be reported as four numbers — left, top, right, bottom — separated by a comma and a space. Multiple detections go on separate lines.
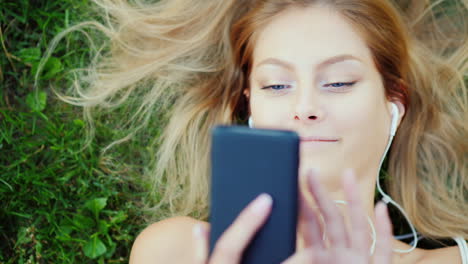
48, 0, 467, 239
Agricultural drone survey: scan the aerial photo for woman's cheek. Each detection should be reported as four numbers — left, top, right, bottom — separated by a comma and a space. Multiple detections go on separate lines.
332, 100, 366, 132
250, 97, 290, 129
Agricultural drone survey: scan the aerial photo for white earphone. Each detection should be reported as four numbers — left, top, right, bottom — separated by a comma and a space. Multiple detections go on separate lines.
389, 102, 399, 136
377, 102, 419, 253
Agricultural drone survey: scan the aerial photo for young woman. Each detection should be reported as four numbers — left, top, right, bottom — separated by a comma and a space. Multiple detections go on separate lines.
55, 0, 467, 263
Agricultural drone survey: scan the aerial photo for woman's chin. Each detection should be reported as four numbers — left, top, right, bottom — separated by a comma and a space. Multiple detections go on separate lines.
299, 163, 345, 191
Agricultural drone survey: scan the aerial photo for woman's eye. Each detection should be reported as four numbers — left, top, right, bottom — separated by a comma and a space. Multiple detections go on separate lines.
323, 81, 356, 92
260, 82, 355, 92
261, 84, 291, 90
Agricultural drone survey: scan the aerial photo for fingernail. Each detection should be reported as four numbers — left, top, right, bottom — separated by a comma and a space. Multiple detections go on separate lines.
376, 202, 392, 232
376, 202, 388, 218
382, 203, 389, 218
251, 193, 272, 213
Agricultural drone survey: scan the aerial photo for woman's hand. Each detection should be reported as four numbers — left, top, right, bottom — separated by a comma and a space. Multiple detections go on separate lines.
287, 169, 394, 264
192, 193, 273, 264
192, 169, 393, 264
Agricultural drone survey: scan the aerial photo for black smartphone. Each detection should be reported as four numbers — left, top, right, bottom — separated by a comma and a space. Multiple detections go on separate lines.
209, 125, 299, 264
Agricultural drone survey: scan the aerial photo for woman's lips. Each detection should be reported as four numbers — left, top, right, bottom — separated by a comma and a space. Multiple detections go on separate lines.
300, 136, 339, 142
300, 137, 339, 150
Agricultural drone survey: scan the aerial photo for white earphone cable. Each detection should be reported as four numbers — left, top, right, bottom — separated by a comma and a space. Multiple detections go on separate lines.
333, 200, 377, 255
376, 104, 418, 253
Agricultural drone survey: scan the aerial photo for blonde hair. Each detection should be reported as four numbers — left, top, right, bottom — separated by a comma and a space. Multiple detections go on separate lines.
48, 0, 467, 239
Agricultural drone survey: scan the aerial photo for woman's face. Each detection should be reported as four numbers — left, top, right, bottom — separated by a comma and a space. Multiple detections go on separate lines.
248, 5, 395, 189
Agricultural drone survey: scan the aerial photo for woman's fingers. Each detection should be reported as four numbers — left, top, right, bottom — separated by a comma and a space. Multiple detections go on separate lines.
209, 193, 273, 264
306, 169, 349, 248
298, 186, 325, 249
373, 202, 393, 264
280, 248, 315, 264
342, 169, 370, 255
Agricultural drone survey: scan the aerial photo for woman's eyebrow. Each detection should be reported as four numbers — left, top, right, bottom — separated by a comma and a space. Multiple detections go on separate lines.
254, 54, 363, 71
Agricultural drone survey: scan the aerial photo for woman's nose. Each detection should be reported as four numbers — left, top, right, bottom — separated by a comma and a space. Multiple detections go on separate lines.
293, 90, 325, 123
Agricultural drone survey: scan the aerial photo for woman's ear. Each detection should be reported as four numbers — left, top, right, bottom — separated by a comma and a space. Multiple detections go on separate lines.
243, 89, 250, 98
243, 89, 251, 117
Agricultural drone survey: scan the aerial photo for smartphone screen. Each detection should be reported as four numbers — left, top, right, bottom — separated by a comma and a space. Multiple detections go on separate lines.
209, 125, 299, 263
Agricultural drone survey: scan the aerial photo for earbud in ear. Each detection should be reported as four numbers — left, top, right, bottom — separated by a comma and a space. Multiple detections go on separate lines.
248, 116, 254, 128
390, 103, 399, 136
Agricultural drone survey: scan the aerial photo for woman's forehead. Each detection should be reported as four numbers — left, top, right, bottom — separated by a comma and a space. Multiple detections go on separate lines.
251, 6, 374, 70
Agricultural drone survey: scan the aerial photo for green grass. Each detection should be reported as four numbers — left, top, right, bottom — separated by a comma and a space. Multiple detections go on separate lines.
0, 1, 152, 263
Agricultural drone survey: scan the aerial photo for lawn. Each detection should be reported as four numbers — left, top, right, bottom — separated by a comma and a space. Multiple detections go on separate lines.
1, 1, 154, 263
